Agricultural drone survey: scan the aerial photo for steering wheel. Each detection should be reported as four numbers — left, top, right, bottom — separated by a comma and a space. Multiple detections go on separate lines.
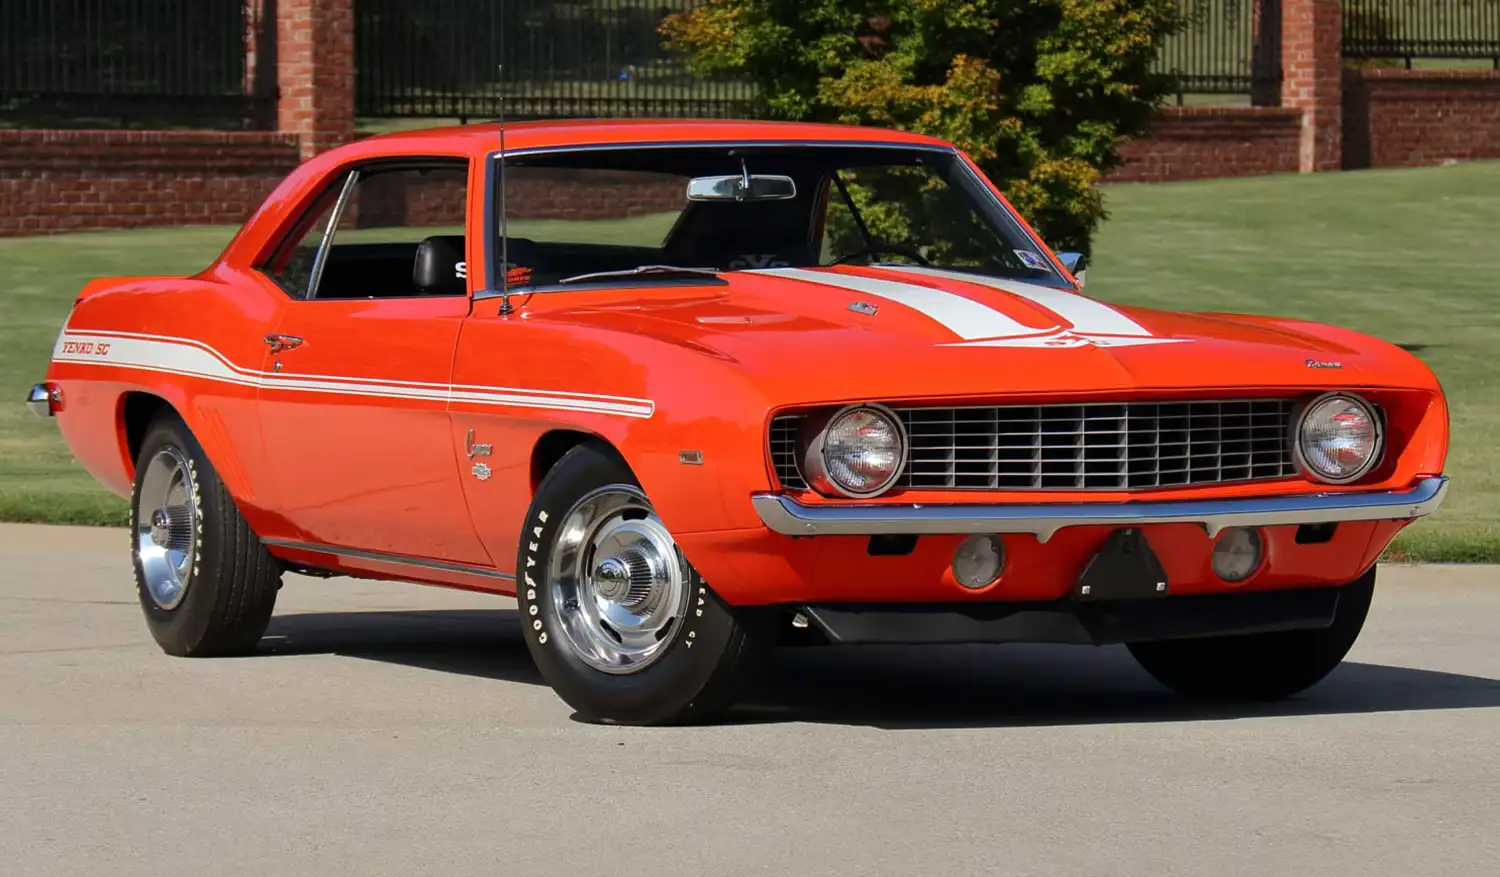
830, 243, 931, 266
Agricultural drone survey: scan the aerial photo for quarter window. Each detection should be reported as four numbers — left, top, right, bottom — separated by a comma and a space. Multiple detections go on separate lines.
261, 161, 471, 300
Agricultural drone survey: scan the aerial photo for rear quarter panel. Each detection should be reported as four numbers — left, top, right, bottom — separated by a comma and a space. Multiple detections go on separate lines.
45, 267, 291, 537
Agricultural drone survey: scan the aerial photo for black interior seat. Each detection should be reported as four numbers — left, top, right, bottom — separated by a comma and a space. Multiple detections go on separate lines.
412, 235, 468, 296
665, 200, 816, 270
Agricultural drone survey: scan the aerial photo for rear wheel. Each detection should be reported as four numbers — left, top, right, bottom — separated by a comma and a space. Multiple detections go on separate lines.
130, 410, 281, 656
516, 442, 771, 725
1127, 568, 1376, 700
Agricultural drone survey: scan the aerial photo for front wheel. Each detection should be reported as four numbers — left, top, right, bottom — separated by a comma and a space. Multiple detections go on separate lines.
516, 443, 771, 725
1127, 568, 1376, 700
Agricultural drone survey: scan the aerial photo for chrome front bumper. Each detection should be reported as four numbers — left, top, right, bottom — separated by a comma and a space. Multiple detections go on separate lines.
26, 384, 54, 418
751, 476, 1448, 542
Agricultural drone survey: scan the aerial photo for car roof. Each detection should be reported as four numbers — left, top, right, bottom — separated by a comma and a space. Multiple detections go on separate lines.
346, 118, 956, 160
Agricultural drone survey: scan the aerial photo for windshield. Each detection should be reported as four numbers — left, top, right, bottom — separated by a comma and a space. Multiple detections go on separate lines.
490, 143, 1069, 290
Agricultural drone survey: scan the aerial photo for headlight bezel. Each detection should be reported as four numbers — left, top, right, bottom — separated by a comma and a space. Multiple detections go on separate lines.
1291, 391, 1384, 485
798, 402, 909, 499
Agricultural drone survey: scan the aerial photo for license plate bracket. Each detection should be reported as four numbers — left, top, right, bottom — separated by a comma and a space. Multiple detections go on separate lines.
1072, 527, 1169, 602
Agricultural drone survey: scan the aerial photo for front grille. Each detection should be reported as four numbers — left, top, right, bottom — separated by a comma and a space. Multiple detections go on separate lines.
769, 415, 807, 490
770, 398, 1300, 492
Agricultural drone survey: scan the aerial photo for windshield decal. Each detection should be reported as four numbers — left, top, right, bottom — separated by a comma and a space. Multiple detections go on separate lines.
1013, 250, 1050, 271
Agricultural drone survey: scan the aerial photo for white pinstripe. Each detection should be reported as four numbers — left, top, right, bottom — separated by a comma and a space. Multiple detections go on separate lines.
51, 330, 656, 418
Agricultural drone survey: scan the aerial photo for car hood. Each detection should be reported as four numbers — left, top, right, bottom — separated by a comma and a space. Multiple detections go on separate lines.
522, 265, 1431, 403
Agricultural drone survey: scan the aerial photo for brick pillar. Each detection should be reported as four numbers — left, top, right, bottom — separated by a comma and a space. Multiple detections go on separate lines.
278, 0, 355, 160
1281, 0, 1342, 171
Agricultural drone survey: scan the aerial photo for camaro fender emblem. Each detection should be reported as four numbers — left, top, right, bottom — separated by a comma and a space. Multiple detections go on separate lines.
471, 462, 492, 481
465, 429, 493, 459
848, 301, 879, 316
1305, 359, 1343, 369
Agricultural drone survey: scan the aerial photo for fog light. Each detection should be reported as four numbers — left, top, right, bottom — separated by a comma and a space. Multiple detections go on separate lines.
1211, 528, 1263, 582
953, 535, 1005, 590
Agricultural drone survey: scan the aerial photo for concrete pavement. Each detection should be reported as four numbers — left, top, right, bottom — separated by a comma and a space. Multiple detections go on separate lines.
2, 523, 1497, 876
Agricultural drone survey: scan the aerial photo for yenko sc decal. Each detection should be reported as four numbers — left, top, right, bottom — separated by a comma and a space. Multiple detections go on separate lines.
49, 330, 656, 418
758, 266, 1190, 350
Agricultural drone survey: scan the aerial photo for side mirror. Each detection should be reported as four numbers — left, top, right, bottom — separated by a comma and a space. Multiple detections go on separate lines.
686, 174, 797, 202
1057, 251, 1087, 287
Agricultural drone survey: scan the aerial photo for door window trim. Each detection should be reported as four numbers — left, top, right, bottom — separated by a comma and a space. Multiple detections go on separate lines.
257, 156, 473, 302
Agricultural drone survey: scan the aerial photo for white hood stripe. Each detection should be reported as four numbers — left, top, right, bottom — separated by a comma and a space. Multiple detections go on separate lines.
882, 265, 1153, 337
755, 267, 1036, 341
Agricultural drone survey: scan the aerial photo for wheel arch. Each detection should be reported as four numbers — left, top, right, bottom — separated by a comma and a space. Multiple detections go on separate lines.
120, 391, 176, 476
114, 389, 260, 510
530, 428, 628, 492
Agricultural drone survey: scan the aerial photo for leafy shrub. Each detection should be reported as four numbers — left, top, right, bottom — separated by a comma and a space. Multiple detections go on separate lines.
661, 0, 1185, 255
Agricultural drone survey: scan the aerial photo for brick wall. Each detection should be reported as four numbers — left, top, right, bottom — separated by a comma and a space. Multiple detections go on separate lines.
0, 130, 300, 237
1281, 0, 1343, 172
349, 168, 688, 231
505, 169, 686, 221
1110, 108, 1304, 183
1343, 69, 1500, 170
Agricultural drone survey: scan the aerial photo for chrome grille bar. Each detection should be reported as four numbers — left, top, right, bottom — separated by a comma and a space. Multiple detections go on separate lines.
770, 399, 1299, 492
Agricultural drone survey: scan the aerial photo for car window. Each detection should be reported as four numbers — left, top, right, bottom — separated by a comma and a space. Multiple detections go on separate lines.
489, 145, 1068, 290
818, 164, 1045, 275
261, 161, 471, 300
263, 172, 350, 298
503, 167, 687, 248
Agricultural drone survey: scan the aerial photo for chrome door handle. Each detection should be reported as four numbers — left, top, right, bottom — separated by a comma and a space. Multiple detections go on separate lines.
263, 333, 304, 354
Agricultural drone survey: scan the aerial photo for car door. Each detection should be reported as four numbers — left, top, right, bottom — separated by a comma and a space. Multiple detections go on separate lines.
254, 158, 491, 565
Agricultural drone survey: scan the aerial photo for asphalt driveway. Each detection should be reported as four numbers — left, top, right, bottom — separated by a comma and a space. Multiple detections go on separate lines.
2, 523, 1497, 876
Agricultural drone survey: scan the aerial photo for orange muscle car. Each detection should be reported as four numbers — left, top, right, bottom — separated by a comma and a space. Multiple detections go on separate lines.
31, 119, 1449, 724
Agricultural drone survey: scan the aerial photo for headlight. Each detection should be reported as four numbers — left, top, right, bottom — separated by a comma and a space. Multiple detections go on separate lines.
1293, 392, 1382, 484
801, 403, 907, 497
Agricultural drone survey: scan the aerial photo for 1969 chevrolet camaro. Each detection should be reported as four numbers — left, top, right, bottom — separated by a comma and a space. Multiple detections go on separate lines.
31, 119, 1449, 724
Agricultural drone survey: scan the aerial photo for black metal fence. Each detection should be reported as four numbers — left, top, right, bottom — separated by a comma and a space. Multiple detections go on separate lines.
1344, 0, 1500, 65
1152, 0, 1282, 101
0, 0, 275, 129
355, 0, 755, 120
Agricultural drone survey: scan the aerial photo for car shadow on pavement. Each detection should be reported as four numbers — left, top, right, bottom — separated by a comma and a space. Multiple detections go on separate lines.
259, 609, 1500, 729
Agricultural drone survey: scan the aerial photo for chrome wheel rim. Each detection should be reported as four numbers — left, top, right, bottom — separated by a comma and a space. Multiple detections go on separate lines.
547, 485, 690, 675
135, 447, 198, 610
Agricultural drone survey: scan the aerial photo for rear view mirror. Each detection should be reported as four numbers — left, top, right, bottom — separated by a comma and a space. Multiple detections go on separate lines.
686, 174, 797, 202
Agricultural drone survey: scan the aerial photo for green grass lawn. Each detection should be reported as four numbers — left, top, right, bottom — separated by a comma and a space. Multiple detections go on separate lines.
1087, 161, 1500, 562
3, 162, 1497, 560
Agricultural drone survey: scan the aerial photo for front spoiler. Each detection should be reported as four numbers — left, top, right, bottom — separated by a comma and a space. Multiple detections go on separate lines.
800, 585, 1343, 646
751, 476, 1447, 541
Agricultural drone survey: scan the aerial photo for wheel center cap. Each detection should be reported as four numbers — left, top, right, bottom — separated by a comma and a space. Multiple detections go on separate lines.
150, 507, 171, 545
593, 556, 631, 601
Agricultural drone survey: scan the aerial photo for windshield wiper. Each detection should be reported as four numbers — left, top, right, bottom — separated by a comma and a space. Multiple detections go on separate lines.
556, 265, 721, 285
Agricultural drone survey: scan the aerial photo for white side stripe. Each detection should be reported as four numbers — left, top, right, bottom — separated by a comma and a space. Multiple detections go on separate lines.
883, 265, 1153, 337
756, 267, 1037, 341
51, 331, 655, 418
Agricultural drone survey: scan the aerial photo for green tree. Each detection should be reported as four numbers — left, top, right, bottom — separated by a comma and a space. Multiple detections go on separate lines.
662, 0, 1184, 255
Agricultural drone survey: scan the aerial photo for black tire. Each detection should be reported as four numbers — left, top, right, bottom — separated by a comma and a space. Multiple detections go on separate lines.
516, 442, 772, 725
130, 410, 281, 657
1127, 568, 1376, 700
